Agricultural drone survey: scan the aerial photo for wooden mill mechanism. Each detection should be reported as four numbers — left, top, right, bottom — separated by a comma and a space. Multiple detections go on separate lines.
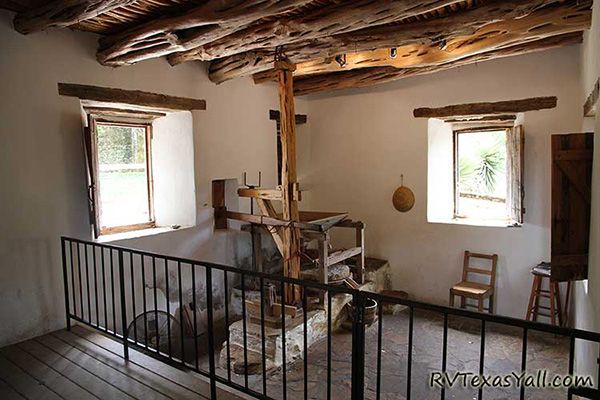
214, 58, 366, 316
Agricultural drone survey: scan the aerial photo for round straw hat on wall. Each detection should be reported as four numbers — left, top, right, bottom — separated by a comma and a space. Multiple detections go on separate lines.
392, 174, 415, 212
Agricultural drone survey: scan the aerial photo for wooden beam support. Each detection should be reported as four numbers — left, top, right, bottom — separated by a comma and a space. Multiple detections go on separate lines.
211, 0, 588, 83
13, 0, 135, 34
256, 0, 590, 84
96, 0, 310, 65
255, 199, 285, 256
275, 60, 302, 305
83, 106, 167, 120
269, 110, 307, 125
414, 97, 557, 119
291, 33, 581, 96
237, 188, 283, 201
583, 78, 599, 117
170, 0, 462, 65
58, 83, 206, 111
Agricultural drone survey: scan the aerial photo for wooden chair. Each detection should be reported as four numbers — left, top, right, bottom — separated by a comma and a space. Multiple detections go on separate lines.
449, 251, 498, 313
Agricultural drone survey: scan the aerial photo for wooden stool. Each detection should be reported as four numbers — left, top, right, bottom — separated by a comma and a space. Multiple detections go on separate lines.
526, 263, 562, 326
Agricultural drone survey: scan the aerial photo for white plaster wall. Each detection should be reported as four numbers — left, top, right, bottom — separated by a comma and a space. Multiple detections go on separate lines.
303, 46, 583, 318
0, 11, 308, 346
573, 0, 600, 379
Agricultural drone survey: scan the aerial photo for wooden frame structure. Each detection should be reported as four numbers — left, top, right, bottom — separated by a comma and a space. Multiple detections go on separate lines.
212, 60, 365, 307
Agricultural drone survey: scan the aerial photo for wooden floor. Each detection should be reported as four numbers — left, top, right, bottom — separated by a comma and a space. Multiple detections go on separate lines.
0, 325, 245, 400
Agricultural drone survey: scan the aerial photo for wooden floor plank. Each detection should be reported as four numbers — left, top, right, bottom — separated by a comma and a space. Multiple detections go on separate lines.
70, 326, 246, 400
35, 334, 170, 400
0, 353, 63, 400
18, 339, 132, 400
52, 330, 201, 400
0, 375, 27, 400
1, 345, 97, 400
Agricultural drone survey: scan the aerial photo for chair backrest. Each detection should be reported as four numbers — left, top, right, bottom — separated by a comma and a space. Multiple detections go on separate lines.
462, 251, 498, 289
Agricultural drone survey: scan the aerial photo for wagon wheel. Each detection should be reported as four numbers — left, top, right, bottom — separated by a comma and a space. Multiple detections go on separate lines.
127, 310, 183, 358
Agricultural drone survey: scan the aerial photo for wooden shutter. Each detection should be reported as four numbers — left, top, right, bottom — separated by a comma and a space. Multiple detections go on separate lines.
551, 133, 594, 282
83, 116, 100, 238
506, 125, 525, 225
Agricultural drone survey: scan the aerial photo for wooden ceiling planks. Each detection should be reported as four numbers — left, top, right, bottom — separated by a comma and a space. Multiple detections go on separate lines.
3, 0, 594, 95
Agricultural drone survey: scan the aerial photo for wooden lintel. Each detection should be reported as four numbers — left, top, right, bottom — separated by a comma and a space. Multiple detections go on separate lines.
454, 126, 515, 134
327, 247, 362, 267
414, 97, 557, 118
237, 187, 282, 201
83, 106, 167, 119
59, 83, 206, 111
583, 78, 599, 117
269, 109, 307, 124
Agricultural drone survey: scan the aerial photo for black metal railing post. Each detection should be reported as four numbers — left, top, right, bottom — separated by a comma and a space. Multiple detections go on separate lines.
351, 292, 366, 400
61, 238, 71, 330
117, 249, 129, 360
205, 266, 218, 399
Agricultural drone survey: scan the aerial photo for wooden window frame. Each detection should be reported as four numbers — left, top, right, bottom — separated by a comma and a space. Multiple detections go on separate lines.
91, 118, 155, 236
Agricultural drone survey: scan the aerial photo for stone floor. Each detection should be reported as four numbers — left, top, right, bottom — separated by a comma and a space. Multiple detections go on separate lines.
214, 309, 573, 400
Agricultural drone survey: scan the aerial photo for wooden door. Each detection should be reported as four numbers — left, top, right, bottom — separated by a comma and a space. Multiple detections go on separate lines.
551, 133, 594, 281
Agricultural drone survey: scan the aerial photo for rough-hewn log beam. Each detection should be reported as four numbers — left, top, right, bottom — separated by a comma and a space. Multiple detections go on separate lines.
210, 0, 589, 83
13, 0, 135, 34
97, 0, 311, 66
58, 83, 206, 111
415, 97, 557, 118
256, 0, 591, 83
168, 0, 463, 65
292, 32, 581, 96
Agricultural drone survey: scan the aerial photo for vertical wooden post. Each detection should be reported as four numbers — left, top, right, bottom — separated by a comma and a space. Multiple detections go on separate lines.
275, 59, 302, 305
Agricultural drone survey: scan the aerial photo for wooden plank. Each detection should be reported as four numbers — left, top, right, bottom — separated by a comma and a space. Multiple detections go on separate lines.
70, 326, 242, 400
269, 110, 307, 124
555, 149, 593, 161
51, 330, 201, 400
19, 338, 134, 399
414, 97, 557, 118
13, 0, 136, 34
0, 353, 62, 400
0, 377, 25, 400
583, 78, 599, 117
237, 187, 282, 201
555, 160, 592, 204
327, 247, 362, 267
1, 345, 97, 400
58, 83, 206, 111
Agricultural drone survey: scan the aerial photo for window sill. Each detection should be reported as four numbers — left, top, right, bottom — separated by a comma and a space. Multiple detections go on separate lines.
96, 225, 191, 243
428, 218, 522, 228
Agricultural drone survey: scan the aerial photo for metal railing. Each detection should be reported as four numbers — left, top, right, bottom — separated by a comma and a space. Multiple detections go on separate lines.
61, 236, 600, 400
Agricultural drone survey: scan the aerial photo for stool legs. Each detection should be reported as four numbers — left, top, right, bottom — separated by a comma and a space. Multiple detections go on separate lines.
526, 274, 562, 326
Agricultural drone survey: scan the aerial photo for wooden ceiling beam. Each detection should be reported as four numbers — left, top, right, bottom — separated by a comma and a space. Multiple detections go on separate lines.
255, 0, 591, 83
210, 0, 586, 83
292, 32, 581, 96
59, 83, 206, 111
414, 97, 557, 119
96, 0, 311, 66
13, 0, 136, 35
167, 0, 463, 65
